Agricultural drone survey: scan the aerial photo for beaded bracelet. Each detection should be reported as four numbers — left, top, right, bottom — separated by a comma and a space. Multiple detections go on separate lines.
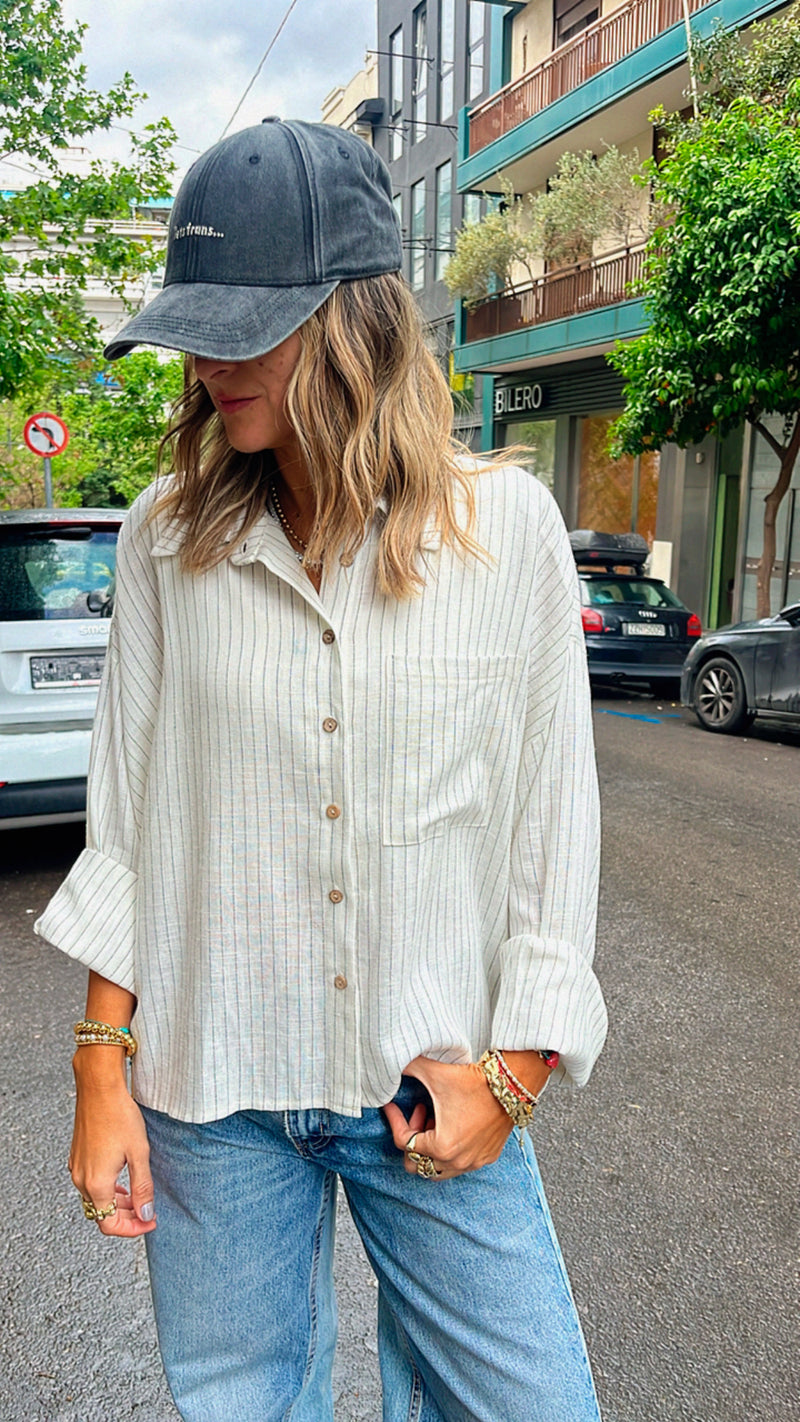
74, 1019, 138, 1058
494, 1049, 550, 1105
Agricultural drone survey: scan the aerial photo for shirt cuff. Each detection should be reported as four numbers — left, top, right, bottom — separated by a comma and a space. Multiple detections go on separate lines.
491, 934, 608, 1088
34, 847, 137, 993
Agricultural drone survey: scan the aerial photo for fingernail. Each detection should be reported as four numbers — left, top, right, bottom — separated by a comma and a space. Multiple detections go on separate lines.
140, 1201, 155, 1222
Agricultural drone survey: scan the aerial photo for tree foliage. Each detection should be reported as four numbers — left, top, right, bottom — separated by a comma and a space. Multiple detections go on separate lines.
609, 93, 800, 616
0, 350, 183, 508
0, 0, 176, 398
444, 147, 648, 308
691, 1, 800, 111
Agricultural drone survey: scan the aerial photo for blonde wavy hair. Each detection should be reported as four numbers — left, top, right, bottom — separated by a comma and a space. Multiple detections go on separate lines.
155, 272, 485, 599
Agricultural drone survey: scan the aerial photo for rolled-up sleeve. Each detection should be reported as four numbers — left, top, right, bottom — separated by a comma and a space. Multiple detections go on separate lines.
490, 499, 607, 1087
34, 495, 163, 993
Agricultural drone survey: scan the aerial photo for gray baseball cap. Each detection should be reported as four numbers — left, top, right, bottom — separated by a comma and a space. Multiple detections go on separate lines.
104, 118, 403, 363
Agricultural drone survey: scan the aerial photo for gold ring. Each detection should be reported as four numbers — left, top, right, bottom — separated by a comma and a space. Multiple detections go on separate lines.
407, 1149, 441, 1179
405, 1132, 419, 1153
81, 1197, 117, 1223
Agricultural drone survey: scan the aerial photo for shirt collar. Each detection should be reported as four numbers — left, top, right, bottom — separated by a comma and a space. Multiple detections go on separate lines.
150, 494, 442, 560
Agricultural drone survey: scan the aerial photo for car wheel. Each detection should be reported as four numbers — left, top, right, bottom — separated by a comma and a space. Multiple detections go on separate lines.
693, 657, 753, 734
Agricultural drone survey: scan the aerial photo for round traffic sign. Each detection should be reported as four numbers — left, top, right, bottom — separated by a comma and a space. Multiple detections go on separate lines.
23, 411, 70, 457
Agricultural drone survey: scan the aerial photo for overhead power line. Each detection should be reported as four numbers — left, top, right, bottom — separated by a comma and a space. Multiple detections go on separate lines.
220, 0, 302, 141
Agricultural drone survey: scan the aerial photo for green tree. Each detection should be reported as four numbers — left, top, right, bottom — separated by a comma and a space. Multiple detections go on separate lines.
0, 350, 184, 507
609, 94, 800, 616
691, 1, 800, 110
0, 0, 176, 398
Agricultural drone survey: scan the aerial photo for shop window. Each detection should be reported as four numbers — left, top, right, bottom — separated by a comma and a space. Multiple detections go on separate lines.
554, 0, 599, 48
740, 417, 800, 620
503, 419, 557, 492
577, 413, 659, 545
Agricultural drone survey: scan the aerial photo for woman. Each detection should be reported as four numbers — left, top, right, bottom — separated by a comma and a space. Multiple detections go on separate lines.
37, 119, 607, 1422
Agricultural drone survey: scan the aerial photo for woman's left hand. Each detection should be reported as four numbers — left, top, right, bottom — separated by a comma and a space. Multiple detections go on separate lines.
383, 1056, 513, 1179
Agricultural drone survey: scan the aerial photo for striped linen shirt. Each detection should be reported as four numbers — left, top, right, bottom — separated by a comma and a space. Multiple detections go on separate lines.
36, 463, 607, 1122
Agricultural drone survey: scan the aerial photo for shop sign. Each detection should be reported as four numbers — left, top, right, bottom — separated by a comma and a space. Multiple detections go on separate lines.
494, 383, 544, 417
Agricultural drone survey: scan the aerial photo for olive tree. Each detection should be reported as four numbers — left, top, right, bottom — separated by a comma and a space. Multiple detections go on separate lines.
444, 147, 648, 309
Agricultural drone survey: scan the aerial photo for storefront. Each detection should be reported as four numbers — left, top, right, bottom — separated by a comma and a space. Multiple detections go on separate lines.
491, 358, 660, 548
491, 363, 800, 628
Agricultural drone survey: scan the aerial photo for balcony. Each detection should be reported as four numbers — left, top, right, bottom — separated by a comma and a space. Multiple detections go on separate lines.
464, 244, 647, 343
469, 0, 711, 157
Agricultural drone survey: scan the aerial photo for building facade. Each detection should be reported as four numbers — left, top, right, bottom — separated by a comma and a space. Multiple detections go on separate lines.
453, 0, 799, 625
367, 1, 504, 447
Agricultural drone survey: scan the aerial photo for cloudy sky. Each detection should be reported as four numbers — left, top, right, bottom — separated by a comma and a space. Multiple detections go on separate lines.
61, 0, 376, 178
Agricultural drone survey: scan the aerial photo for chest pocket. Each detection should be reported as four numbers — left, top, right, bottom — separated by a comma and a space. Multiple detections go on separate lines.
382, 655, 526, 846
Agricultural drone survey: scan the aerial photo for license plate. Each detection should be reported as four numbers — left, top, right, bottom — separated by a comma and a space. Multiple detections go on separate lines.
622, 622, 666, 637
30, 652, 106, 688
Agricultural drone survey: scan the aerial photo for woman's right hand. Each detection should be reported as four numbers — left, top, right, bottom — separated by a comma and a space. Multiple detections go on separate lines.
69, 1047, 157, 1237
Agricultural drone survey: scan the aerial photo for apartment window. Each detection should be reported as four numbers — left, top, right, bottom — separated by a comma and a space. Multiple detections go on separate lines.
393, 193, 405, 278
435, 161, 452, 282
412, 4, 428, 143
439, 0, 455, 120
554, 0, 599, 47
411, 178, 426, 291
467, 2, 486, 101
390, 26, 404, 160
463, 192, 482, 226
461, 192, 499, 227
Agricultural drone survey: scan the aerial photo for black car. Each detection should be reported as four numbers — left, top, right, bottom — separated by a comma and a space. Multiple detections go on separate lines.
570, 530, 702, 691
681, 601, 800, 734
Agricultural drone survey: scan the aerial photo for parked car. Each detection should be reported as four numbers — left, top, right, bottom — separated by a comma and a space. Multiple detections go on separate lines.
0, 508, 124, 828
570, 530, 701, 692
681, 601, 800, 734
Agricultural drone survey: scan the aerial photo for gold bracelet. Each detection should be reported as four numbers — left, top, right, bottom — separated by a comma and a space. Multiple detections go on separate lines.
74, 1019, 137, 1058
478, 1050, 536, 1131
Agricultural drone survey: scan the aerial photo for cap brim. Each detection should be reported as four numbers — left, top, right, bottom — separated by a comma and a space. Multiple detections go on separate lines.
103, 278, 340, 362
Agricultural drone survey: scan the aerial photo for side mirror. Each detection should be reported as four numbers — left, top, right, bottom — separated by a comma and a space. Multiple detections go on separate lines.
778, 602, 800, 627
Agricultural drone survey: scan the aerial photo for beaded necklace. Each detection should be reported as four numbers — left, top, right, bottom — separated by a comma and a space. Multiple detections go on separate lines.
270, 479, 307, 561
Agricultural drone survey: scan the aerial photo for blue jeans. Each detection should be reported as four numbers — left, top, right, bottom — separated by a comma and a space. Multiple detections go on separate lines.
141, 1079, 602, 1422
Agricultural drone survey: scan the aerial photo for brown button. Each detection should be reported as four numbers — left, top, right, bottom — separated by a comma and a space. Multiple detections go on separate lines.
322, 628, 336, 644
325, 804, 341, 820
334, 974, 348, 990
322, 717, 338, 733
328, 888, 343, 903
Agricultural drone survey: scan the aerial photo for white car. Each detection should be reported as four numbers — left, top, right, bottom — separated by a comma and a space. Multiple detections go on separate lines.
0, 507, 124, 829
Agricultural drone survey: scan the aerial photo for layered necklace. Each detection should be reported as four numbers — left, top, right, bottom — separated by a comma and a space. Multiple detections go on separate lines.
269, 478, 309, 562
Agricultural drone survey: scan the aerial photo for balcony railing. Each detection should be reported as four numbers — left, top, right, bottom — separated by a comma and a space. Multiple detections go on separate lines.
468, 0, 710, 156
463, 244, 646, 343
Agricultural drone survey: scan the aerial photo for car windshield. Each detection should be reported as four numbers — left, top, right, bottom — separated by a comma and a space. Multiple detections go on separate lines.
582, 578, 685, 609
0, 528, 118, 620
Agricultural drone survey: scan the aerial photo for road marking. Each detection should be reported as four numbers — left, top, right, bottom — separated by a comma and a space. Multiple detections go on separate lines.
595, 710, 662, 724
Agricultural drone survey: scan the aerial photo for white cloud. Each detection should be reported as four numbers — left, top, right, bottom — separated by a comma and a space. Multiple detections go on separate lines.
61, 0, 376, 174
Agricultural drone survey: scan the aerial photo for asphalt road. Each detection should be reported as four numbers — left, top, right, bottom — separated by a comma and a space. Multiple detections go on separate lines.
2, 691, 798, 1422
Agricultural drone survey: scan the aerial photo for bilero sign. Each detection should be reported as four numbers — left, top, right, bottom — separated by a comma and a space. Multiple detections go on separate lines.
494, 383, 544, 417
